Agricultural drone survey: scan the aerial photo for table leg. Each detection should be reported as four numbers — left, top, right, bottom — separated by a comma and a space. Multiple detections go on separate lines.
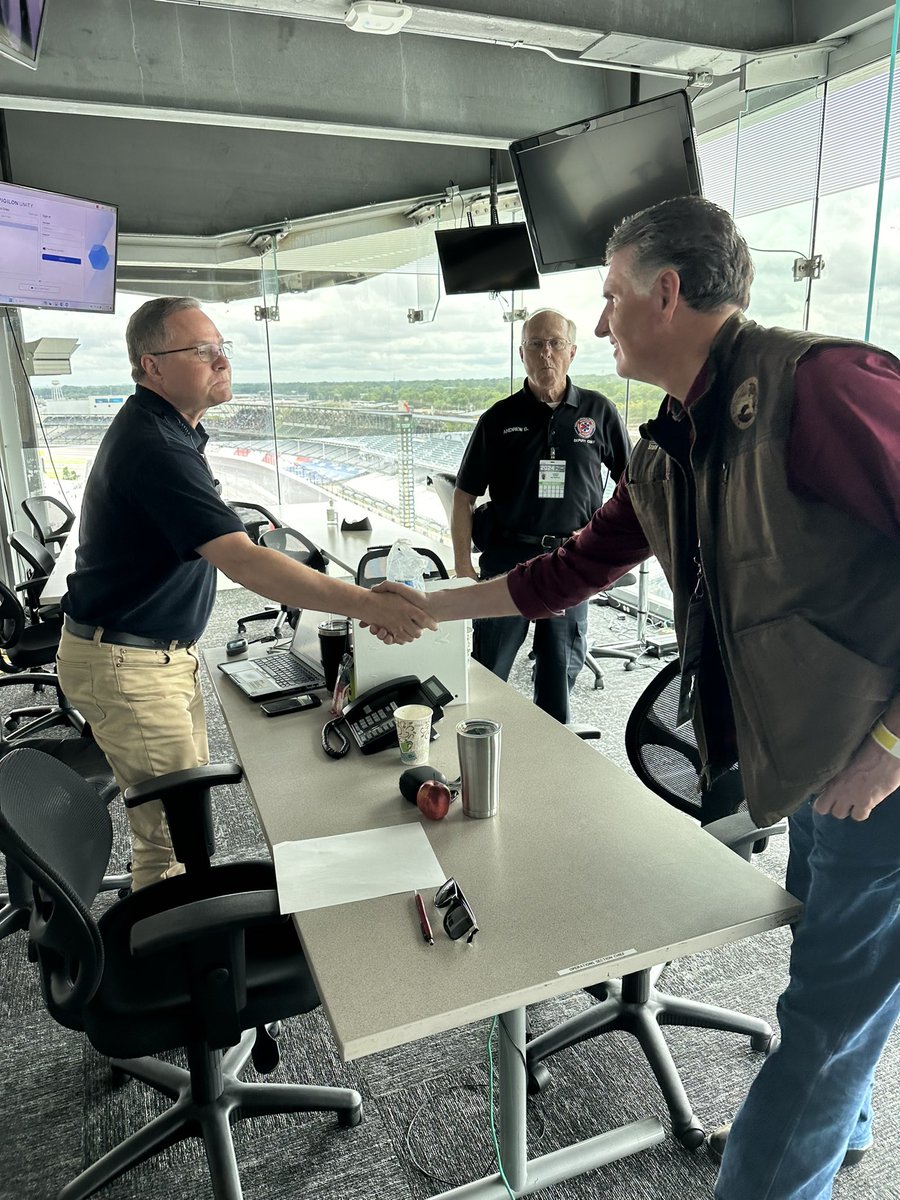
429, 1006, 664, 1199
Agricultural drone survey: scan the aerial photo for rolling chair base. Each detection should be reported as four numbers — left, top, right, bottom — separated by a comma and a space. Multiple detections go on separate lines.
526, 966, 776, 1149
60, 1027, 363, 1200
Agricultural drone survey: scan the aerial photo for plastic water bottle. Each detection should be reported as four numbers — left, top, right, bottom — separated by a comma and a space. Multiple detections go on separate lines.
385, 538, 427, 590
326, 498, 338, 527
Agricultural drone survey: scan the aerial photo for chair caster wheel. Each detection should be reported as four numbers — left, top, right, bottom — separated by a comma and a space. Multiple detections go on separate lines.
675, 1123, 706, 1150
751, 1031, 779, 1055
338, 1103, 364, 1128
526, 1062, 552, 1095
624, 661, 635, 671
108, 1064, 130, 1087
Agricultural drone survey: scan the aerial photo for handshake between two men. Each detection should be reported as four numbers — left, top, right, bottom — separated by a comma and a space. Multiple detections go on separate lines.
364, 576, 518, 643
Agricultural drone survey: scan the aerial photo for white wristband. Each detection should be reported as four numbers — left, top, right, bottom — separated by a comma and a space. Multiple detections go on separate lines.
870, 719, 900, 759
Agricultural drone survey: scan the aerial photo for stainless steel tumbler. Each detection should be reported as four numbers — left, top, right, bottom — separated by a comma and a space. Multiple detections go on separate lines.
456, 718, 501, 818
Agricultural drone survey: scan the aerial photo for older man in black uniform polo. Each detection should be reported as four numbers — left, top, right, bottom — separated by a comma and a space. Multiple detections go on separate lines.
451, 309, 630, 723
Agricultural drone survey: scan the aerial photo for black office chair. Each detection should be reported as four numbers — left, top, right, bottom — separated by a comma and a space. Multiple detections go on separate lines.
0, 685, 129, 942
0, 579, 80, 738
227, 499, 282, 545
7, 529, 60, 622
0, 750, 362, 1200
21, 493, 75, 556
582, 569, 642, 689
355, 544, 449, 588
526, 659, 786, 1148
237, 525, 329, 642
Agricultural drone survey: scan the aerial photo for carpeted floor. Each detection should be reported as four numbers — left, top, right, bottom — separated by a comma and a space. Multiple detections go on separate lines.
0, 589, 897, 1200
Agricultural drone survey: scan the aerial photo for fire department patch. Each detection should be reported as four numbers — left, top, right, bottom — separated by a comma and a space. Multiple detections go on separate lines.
574, 417, 596, 439
731, 378, 759, 429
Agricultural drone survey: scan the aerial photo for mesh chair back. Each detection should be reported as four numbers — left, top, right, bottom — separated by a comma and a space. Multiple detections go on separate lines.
227, 500, 282, 545
0, 748, 111, 1012
260, 525, 327, 574
8, 530, 56, 617
624, 659, 745, 825
356, 544, 448, 588
21, 494, 75, 549
0, 580, 25, 654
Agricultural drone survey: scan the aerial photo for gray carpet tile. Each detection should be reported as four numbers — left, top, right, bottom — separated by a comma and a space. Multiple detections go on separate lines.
0, 587, 897, 1200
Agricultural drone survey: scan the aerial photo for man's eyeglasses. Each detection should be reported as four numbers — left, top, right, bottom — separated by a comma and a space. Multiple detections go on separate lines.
148, 341, 233, 363
434, 878, 479, 944
522, 337, 571, 352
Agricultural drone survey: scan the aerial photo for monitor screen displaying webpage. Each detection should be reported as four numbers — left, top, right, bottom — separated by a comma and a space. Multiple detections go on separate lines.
0, 0, 47, 69
0, 180, 119, 313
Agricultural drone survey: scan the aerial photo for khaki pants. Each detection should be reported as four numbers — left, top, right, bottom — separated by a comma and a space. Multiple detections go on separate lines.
56, 627, 209, 890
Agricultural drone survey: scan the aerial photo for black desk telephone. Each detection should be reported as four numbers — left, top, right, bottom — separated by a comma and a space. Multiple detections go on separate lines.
321, 674, 453, 759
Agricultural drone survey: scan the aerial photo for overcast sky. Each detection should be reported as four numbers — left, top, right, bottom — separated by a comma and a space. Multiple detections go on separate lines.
19, 181, 900, 394
20, 261, 617, 392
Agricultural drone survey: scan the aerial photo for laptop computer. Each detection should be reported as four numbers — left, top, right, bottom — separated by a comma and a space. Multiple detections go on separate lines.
218, 620, 327, 701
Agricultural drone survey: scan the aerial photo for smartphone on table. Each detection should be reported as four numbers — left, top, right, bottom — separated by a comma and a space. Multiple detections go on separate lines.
260, 694, 322, 717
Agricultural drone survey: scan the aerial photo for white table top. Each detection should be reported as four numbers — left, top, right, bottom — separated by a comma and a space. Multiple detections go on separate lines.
276, 500, 451, 577
205, 645, 800, 1063
43, 512, 79, 605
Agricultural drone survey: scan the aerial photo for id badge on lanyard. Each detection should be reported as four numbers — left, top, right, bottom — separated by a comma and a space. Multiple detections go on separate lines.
538, 457, 566, 499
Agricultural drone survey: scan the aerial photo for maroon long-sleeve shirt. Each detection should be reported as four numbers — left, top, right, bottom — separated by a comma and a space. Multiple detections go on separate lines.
508, 344, 900, 619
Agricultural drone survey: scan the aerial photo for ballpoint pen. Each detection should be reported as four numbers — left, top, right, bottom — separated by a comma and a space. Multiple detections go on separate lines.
413, 890, 434, 945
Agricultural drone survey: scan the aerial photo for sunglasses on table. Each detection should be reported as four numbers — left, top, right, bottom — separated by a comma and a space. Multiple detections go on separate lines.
434, 877, 479, 945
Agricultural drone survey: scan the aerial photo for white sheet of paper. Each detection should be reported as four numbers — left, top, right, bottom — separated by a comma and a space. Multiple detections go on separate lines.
273, 822, 445, 914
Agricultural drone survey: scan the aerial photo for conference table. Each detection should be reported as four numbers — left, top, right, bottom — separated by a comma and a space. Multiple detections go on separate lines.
275, 500, 451, 578
41, 500, 451, 606
204, 642, 801, 1199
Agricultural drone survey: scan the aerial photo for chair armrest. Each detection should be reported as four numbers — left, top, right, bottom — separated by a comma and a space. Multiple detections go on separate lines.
123, 762, 243, 808
129, 889, 281, 958
124, 762, 244, 874
14, 575, 50, 593
705, 812, 787, 861
568, 724, 602, 741
0, 671, 62, 689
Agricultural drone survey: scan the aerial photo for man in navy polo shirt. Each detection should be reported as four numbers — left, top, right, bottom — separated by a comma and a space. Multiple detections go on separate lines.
57, 296, 434, 889
451, 308, 630, 723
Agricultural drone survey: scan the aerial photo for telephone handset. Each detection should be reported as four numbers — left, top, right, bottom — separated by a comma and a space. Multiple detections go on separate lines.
321, 674, 453, 759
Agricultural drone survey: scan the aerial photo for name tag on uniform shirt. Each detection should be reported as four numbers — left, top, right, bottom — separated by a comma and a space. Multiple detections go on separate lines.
538, 458, 566, 499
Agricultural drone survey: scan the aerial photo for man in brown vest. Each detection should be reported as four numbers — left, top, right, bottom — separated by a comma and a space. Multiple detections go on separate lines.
375, 196, 900, 1200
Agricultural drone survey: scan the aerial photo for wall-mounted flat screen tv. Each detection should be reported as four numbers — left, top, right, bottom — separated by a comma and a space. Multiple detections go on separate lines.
0, 0, 48, 69
509, 90, 702, 274
435, 222, 540, 295
0, 180, 119, 313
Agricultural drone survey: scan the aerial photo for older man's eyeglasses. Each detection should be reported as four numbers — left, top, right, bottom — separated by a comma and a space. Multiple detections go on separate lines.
434, 878, 479, 944
522, 337, 571, 352
149, 341, 233, 363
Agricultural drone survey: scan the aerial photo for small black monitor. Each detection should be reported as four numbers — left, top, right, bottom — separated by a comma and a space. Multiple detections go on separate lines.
510, 90, 703, 274
0, 0, 48, 70
434, 223, 540, 295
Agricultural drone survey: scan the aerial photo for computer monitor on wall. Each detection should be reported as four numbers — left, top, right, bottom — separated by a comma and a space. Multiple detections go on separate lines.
0, 0, 48, 69
0, 180, 119, 314
509, 90, 703, 274
434, 223, 540, 295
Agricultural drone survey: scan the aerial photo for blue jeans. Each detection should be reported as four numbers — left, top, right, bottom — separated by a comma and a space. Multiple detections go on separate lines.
471, 602, 588, 724
715, 790, 900, 1200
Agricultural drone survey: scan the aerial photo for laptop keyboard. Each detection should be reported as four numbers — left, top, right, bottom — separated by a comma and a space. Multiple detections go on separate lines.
259, 653, 325, 689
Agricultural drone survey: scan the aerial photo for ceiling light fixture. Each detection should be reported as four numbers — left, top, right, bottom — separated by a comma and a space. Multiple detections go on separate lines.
344, 2, 413, 35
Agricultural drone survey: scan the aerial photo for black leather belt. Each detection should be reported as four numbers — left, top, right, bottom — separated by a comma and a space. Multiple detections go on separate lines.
499, 529, 570, 550
64, 616, 195, 651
